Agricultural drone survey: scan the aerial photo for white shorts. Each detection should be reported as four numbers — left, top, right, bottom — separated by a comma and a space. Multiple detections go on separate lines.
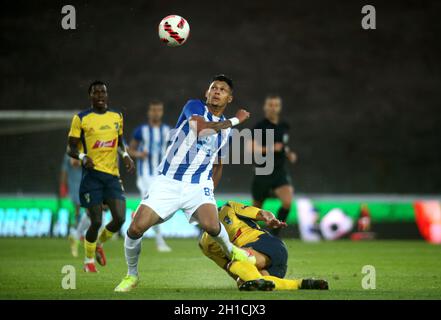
140, 174, 216, 223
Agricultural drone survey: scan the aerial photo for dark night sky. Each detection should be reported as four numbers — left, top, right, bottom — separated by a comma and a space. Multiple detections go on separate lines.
1, 0, 440, 194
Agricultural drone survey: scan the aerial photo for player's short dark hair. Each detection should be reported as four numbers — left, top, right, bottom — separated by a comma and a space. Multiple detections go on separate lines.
212, 74, 234, 91
148, 99, 164, 108
88, 80, 107, 94
265, 94, 282, 100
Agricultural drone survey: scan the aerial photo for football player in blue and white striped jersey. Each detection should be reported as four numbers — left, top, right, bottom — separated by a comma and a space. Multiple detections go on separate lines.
115, 75, 254, 292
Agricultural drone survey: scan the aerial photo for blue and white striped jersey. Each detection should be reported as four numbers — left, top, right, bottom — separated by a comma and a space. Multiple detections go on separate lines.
157, 99, 231, 184
132, 123, 171, 177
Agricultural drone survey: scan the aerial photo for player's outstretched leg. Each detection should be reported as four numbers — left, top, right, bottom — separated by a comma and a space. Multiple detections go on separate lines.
96, 199, 126, 266
115, 204, 161, 292
228, 260, 293, 292
239, 277, 327, 292
228, 260, 327, 291
261, 275, 302, 290
83, 205, 103, 272
228, 261, 274, 291
153, 225, 171, 252
195, 204, 256, 265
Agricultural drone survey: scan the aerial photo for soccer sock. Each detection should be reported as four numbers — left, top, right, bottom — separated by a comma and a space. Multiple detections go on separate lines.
262, 275, 302, 290
228, 261, 302, 290
211, 223, 233, 257
77, 212, 91, 239
228, 261, 262, 282
97, 227, 114, 245
84, 239, 96, 263
125, 232, 142, 276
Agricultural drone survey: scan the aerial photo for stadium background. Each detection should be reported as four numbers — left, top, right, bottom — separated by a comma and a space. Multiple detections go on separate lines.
0, 0, 440, 240
2, 0, 441, 301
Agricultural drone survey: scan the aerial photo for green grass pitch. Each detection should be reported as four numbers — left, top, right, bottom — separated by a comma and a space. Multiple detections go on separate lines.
0, 238, 440, 299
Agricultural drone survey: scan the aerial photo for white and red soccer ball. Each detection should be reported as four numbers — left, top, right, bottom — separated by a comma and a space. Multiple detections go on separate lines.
158, 15, 190, 47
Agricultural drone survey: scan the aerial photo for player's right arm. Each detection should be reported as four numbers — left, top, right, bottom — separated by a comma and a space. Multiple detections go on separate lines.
181, 99, 250, 136
228, 201, 287, 229
190, 109, 250, 136
66, 114, 94, 169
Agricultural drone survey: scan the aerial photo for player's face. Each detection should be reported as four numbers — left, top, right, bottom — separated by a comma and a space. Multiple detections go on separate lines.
90, 84, 108, 108
148, 104, 164, 122
263, 97, 282, 118
205, 81, 233, 107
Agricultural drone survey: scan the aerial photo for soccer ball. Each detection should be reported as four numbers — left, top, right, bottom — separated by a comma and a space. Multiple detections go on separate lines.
158, 15, 190, 47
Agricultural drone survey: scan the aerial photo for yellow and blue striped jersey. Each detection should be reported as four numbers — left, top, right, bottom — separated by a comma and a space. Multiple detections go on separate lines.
68, 108, 123, 176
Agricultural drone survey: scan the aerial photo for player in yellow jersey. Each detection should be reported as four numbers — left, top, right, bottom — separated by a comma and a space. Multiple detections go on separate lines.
67, 81, 135, 272
199, 201, 329, 291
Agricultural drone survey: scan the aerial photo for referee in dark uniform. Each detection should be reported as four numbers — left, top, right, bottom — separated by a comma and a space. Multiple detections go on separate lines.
250, 95, 297, 236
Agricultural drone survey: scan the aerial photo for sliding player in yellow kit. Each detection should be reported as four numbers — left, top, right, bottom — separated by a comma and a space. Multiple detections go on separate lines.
199, 201, 329, 291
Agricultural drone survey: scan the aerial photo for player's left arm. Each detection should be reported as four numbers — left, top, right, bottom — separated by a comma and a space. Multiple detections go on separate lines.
118, 135, 135, 174
212, 160, 223, 190
67, 115, 95, 169
212, 133, 231, 189
256, 209, 288, 229
116, 113, 135, 173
